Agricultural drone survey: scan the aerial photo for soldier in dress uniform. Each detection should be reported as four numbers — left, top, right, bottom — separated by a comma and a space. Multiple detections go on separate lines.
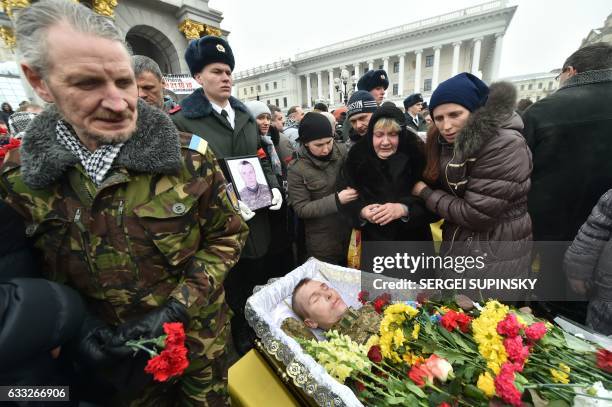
236, 160, 272, 210
0, 1, 248, 405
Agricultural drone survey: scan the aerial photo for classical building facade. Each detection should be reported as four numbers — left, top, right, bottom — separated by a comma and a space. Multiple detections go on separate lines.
501, 70, 561, 103
581, 12, 612, 48
0, 0, 224, 100
233, 0, 516, 110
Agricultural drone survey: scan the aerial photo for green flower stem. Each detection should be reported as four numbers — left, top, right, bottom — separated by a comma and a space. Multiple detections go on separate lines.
525, 384, 612, 403
125, 341, 157, 357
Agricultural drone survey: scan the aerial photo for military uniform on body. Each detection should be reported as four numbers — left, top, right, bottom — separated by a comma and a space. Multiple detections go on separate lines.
1, 1, 247, 405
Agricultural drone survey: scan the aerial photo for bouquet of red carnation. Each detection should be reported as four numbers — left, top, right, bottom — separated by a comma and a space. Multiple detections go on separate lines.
126, 322, 189, 382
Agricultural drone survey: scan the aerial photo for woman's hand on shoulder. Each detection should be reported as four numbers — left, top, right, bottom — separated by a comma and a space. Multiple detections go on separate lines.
412, 181, 428, 196
338, 187, 359, 204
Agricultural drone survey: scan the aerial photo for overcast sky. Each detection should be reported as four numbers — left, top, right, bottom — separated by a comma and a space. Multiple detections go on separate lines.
208, 0, 611, 78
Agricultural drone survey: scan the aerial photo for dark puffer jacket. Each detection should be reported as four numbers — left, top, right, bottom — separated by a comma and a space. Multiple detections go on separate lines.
564, 189, 612, 335
419, 82, 533, 282
341, 105, 435, 243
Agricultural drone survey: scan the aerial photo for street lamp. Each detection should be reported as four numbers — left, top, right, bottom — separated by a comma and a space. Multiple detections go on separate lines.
334, 68, 358, 105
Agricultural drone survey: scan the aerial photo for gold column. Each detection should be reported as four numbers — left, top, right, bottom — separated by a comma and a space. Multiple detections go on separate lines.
0, 25, 15, 50
92, 0, 118, 18
178, 19, 204, 40
1, 0, 31, 18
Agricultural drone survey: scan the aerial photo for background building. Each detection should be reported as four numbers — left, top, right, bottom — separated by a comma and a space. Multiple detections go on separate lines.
581, 12, 612, 47
501, 70, 561, 102
233, 0, 517, 110
0, 0, 224, 101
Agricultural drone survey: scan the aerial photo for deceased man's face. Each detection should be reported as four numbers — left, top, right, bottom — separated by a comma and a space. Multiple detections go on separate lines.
294, 280, 348, 330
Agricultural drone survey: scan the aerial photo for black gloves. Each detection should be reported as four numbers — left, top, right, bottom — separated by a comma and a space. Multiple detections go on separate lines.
74, 316, 132, 368
112, 299, 189, 345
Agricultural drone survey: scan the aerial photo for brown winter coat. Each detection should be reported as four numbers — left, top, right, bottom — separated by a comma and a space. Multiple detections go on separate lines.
287, 143, 350, 264
419, 82, 533, 283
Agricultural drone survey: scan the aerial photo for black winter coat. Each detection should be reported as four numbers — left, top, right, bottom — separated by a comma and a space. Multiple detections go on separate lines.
340, 106, 434, 243
522, 68, 612, 309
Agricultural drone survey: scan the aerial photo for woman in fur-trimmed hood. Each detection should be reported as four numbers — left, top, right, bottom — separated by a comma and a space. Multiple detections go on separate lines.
412, 73, 533, 289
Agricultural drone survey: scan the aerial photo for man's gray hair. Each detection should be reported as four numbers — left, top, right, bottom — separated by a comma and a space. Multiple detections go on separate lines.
133, 55, 163, 81
15, 0, 127, 78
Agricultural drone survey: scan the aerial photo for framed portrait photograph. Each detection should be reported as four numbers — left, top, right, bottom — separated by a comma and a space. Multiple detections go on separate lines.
224, 155, 272, 211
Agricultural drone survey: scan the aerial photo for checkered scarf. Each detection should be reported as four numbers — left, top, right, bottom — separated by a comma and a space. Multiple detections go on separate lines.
56, 120, 123, 186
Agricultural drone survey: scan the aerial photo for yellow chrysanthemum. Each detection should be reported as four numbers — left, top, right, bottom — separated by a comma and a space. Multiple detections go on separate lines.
412, 324, 421, 340
402, 352, 425, 366
384, 303, 419, 318
472, 301, 509, 374
392, 328, 405, 347
477, 372, 496, 398
365, 335, 379, 349
550, 367, 570, 384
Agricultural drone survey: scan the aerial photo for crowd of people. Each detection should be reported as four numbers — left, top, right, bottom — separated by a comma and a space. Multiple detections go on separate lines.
0, 1, 611, 406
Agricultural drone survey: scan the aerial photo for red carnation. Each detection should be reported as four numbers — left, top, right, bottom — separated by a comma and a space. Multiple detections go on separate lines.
496, 313, 523, 338
144, 343, 189, 382
163, 322, 186, 347
524, 322, 547, 342
358, 290, 370, 305
494, 362, 523, 407
408, 363, 433, 387
355, 381, 366, 393
367, 345, 382, 363
373, 293, 391, 314
440, 310, 472, 333
503, 336, 530, 366
438, 403, 451, 407
596, 349, 612, 373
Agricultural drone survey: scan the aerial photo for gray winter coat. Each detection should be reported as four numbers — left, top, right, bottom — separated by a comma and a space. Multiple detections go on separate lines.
287, 143, 350, 264
564, 189, 612, 335
420, 82, 533, 284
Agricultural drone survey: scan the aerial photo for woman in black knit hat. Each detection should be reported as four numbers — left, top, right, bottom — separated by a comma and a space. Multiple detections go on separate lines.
287, 112, 358, 265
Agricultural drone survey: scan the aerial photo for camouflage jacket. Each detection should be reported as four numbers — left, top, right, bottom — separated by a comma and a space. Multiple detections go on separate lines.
0, 101, 248, 338
281, 304, 382, 344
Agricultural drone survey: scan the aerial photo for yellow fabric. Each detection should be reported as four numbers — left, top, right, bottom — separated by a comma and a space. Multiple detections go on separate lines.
431, 220, 443, 242
229, 350, 301, 407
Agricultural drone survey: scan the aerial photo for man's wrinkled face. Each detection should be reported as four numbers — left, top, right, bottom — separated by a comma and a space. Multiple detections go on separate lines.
239, 163, 257, 189
195, 62, 232, 104
136, 71, 165, 109
349, 112, 372, 136
294, 280, 348, 330
272, 111, 285, 131
23, 23, 138, 149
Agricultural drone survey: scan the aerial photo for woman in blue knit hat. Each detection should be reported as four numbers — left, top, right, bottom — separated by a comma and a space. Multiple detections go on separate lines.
412, 73, 533, 298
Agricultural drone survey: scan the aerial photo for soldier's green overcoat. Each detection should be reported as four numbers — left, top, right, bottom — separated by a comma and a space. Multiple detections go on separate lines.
0, 100, 248, 405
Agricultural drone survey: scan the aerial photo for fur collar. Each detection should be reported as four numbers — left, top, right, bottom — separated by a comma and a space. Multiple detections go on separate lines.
454, 81, 519, 160
20, 99, 182, 189
180, 88, 251, 120
560, 68, 612, 90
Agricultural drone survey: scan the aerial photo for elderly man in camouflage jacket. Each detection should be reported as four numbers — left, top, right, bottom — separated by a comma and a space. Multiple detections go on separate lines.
0, 1, 247, 405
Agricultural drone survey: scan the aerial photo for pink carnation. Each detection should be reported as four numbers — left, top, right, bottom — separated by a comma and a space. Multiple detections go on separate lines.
503, 336, 530, 366
494, 362, 523, 407
496, 313, 523, 338
525, 322, 547, 341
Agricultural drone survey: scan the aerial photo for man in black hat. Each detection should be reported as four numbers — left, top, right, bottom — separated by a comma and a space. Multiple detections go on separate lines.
356, 69, 389, 105
171, 35, 284, 356
403, 93, 427, 133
